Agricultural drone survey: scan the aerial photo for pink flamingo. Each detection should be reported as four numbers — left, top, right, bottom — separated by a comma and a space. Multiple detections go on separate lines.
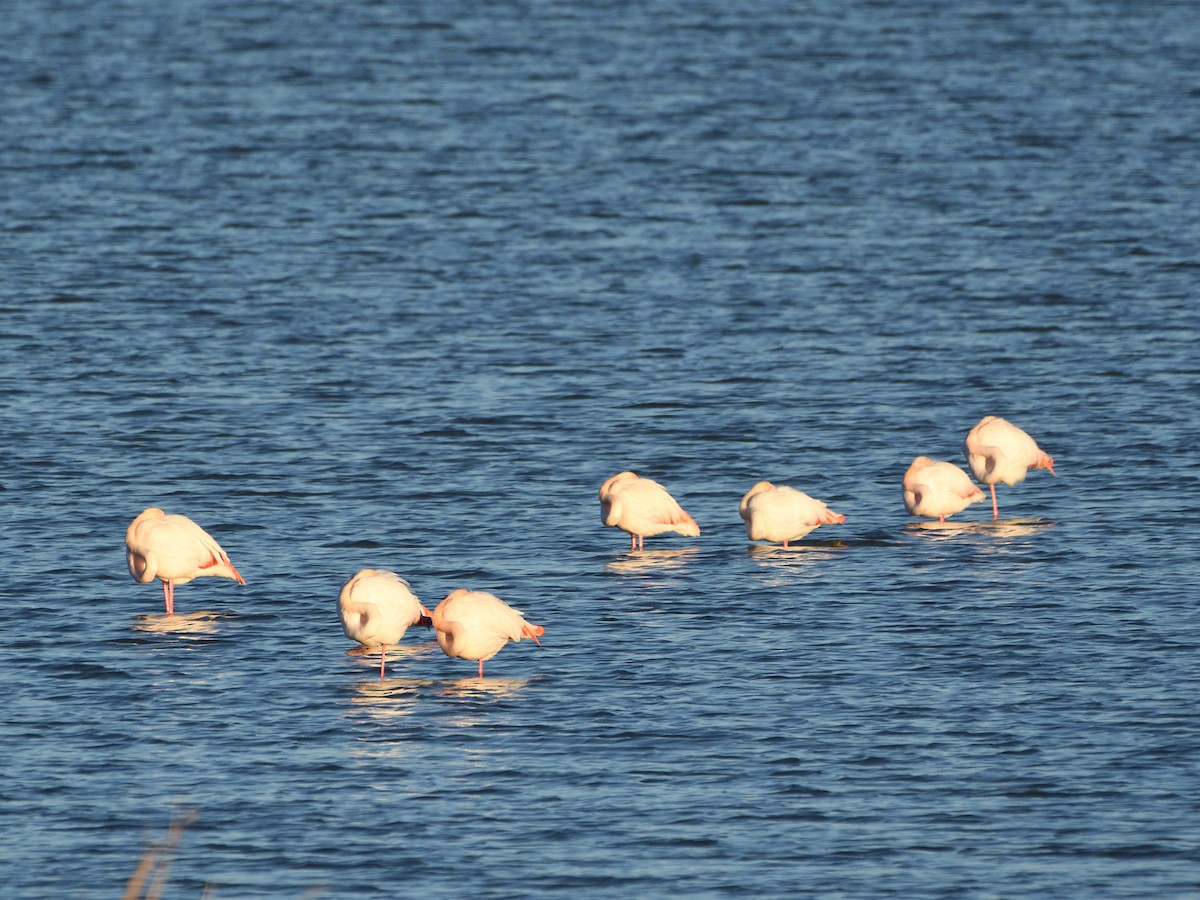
431, 589, 544, 678
902, 457, 986, 522
598, 471, 700, 551
964, 416, 1056, 519
125, 508, 245, 616
338, 569, 433, 679
739, 481, 846, 546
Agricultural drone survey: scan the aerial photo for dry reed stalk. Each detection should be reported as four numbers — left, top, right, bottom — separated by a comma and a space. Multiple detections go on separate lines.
121, 808, 197, 900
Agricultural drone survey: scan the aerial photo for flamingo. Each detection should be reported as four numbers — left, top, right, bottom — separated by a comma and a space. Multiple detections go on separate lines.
338, 569, 433, 679
125, 508, 245, 616
739, 481, 846, 546
902, 457, 986, 522
963, 416, 1056, 520
598, 471, 700, 551
431, 589, 544, 678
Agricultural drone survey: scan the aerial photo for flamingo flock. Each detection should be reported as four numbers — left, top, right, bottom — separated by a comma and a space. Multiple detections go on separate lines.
124, 415, 1054, 678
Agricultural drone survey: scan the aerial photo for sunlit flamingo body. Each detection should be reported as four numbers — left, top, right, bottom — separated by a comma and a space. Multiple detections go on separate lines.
902, 457, 986, 522
338, 569, 433, 679
125, 507, 245, 616
739, 481, 846, 547
599, 471, 700, 551
431, 589, 544, 678
964, 416, 1056, 520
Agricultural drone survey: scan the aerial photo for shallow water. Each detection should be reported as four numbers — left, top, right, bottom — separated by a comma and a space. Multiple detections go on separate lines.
2, 0, 1199, 897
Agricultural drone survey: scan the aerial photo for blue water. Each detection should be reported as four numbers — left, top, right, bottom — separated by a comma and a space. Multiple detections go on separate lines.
3, 1, 1199, 896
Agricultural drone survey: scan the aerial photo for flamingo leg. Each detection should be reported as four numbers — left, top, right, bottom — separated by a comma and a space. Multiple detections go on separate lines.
477, 659, 484, 678
990, 484, 999, 520
163, 580, 175, 617
379, 646, 387, 680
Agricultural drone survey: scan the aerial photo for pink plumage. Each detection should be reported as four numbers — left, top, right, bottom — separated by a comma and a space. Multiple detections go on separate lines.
902, 457, 985, 522
125, 507, 246, 616
964, 416, 1056, 520
338, 569, 433, 679
431, 589, 544, 678
598, 471, 700, 551
739, 481, 845, 547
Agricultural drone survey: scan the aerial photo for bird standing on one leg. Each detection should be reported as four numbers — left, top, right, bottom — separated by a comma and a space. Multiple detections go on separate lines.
598, 471, 700, 551
902, 457, 986, 523
432, 589, 544, 678
739, 481, 845, 546
338, 569, 433, 679
963, 416, 1056, 520
125, 508, 246, 616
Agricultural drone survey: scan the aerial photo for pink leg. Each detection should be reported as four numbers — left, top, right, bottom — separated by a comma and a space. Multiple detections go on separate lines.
477, 659, 484, 678
990, 484, 999, 520
629, 533, 636, 552
379, 646, 387, 680
939, 515, 946, 523
163, 580, 175, 617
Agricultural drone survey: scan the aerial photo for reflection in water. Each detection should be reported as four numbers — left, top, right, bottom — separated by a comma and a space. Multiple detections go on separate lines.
746, 542, 847, 580
345, 677, 429, 760
132, 610, 227, 635
604, 547, 699, 574
903, 520, 980, 538
433, 677, 533, 732
903, 518, 1054, 540
748, 540, 848, 553
983, 517, 1054, 539
345, 640, 439, 678
436, 676, 531, 701
347, 677, 425, 721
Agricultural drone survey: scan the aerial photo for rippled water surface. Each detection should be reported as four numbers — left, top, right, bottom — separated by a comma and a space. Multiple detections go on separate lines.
3, 1, 1199, 897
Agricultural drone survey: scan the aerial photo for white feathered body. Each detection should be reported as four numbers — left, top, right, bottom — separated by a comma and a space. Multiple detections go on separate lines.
432, 589, 543, 668
902, 457, 985, 520
598, 471, 700, 540
964, 416, 1055, 486
739, 481, 845, 544
338, 569, 431, 649
125, 507, 245, 588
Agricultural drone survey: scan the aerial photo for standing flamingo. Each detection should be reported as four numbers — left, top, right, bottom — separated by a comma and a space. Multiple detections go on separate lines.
598, 471, 700, 551
902, 457, 986, 522
431, 589, 544, 678
125, 508, 246, 616
338, 569, 433, 679
739, 481, 846, 546
963, 416, 1056, 520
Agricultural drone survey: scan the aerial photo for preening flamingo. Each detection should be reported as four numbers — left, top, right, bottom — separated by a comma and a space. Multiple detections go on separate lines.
963, 416, 1056, 520
902, 457, 986, 522
598, 471, 700, 551
431, 589, 544, 678
739, 481, 846, 546
125, 508, 245, 616
338, 569, 433, 679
